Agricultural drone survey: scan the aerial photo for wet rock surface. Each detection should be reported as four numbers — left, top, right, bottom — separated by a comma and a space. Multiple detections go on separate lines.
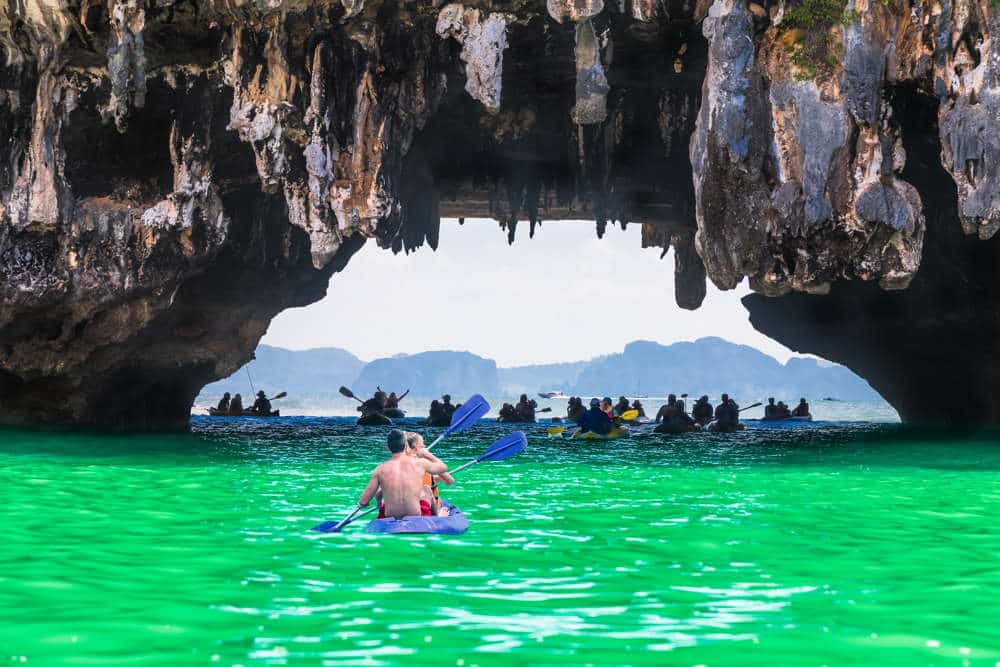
0, 0, 998, 429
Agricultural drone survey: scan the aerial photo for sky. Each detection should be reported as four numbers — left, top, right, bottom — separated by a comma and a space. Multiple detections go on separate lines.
263, 220, 800, 366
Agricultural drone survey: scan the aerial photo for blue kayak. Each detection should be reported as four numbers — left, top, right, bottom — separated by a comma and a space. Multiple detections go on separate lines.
365, 501, 469, 535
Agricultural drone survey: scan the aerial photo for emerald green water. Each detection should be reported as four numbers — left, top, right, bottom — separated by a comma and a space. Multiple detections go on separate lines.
2, 418, 999, 665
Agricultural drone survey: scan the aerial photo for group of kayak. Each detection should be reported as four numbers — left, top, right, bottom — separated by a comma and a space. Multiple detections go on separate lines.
348, 387, 466, 427
547, 393, 814, 438
350, 387, 411, 425
760, 397, 812, 421
208, 391, 281, 417
314, 395, 525, 535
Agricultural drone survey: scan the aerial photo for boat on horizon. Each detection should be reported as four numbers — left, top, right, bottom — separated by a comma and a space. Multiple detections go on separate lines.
538, 391, 567, 399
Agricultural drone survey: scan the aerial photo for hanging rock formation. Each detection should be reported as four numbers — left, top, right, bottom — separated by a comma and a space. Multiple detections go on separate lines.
0, 0, 999, 429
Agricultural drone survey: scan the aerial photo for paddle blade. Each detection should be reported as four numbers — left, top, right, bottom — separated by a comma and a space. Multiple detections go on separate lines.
272, 391, 287, 400
619, 409, 639, 422
481, 431, 528, 462
313, 520, 343, 533
537, 407, 553, 413
338, 386, 356, 399
546, 426, 567, 436
444, 394, 490, 435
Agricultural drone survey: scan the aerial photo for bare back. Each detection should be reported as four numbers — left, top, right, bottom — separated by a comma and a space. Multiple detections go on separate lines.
376, 455, 431, 519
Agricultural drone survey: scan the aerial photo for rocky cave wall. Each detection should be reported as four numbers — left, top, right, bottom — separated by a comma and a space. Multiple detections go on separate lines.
0, 0, 999, 429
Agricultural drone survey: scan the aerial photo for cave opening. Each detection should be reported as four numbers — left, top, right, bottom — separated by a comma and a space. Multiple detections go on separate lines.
198, 219, 894, 420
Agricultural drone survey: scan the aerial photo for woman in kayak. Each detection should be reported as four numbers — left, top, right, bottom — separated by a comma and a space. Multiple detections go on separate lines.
384, 389, 410, 409
406, 432, 455, 516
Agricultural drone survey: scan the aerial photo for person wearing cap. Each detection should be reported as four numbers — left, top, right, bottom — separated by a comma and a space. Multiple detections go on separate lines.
251, 390, 272, 416
406, 432, 455, 516
577, 398, 613, 436
358, 429, 450, 519
792, 397, 811, 417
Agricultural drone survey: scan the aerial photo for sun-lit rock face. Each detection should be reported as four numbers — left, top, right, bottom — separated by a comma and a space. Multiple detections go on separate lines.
693, 0, 926, 296
1, 0, 1000, 429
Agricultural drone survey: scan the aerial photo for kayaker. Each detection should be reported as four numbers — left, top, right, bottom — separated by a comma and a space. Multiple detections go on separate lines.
577, 398, 613, 435
631, 400, 645, 417
216, 393, 231, 414
765, 397, 777, 419
358, 429, 450, 519
654, 394, 680, 424
600, 397, 614, 420
567, 397, 586, 422
793, 398, 810, 417
428, 399, 445, 422
358, 393, 385, 417
441, 394, 456, 419
499, 403, 517, 421
406, 432, 455, 516
251, 390, 272, 416
776, 400, 791, 418
692, 395, 713, 425
714, 394, 740, 428
229, 393, 244, 415
656, 394, 696, 431
385, 389, 409, 409
614, 396, 631, 416
514, 394, 537, 422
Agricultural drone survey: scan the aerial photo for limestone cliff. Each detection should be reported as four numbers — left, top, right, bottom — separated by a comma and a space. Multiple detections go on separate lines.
0, 0, 998, 429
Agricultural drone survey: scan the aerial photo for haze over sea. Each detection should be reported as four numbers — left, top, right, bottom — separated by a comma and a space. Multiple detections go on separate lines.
4, 413, 999, 665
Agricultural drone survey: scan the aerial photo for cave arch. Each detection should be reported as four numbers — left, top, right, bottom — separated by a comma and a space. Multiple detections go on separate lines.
1, 0, 997, 429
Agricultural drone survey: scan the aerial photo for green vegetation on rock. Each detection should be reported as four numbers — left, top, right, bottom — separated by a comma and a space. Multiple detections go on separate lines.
782, 0, 860, 80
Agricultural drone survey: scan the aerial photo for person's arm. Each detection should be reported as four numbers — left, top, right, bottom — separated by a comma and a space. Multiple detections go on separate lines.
420, 457, 448, 476
399, 389, 410, 400
416, 448, 452, 482
358, 470, 380, 507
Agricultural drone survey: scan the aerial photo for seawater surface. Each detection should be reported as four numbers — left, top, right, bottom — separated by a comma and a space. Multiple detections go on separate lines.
1, 416, 999, 666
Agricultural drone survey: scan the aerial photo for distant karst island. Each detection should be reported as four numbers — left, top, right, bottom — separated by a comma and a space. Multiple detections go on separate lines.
198, 337, 883, 411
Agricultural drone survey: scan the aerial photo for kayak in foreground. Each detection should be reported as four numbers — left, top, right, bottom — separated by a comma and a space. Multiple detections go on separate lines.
365, 501, 469, 535
570, 426, 631, 440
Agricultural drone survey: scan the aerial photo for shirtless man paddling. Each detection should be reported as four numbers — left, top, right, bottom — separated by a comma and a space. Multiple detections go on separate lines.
358, 429, 451, 519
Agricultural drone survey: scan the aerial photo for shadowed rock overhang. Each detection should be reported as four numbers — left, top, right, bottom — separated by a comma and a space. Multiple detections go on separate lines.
1, 0, 998, 429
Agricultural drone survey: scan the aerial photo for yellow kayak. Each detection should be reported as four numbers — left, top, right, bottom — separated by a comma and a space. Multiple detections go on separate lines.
570, 426, 631, 440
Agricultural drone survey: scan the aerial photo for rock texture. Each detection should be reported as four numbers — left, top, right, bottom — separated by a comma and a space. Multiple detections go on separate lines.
1, 0, 999, 429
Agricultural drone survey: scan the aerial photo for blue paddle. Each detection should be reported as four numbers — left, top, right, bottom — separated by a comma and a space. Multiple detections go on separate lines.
312, 431, 527, 533
427, 394, 490, 450
448, 431, 527, 474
